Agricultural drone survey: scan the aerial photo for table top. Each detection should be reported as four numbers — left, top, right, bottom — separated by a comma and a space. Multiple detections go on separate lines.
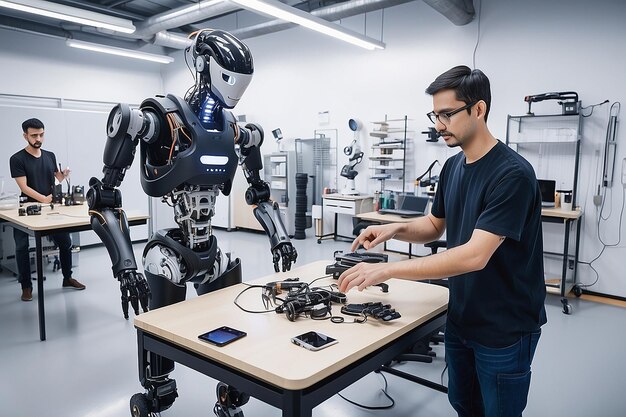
134, 260, 448, 390
356, 211, 420, 223
358, 207, 583, 223
0, 203, 149, 231
322, 193, 373, 201
540, 207, 582, 220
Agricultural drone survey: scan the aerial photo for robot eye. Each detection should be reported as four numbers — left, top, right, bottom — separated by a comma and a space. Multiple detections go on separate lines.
222, 73, 236, 85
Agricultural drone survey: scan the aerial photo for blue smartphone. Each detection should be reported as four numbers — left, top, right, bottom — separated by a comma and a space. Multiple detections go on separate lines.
198, 326, 247, 347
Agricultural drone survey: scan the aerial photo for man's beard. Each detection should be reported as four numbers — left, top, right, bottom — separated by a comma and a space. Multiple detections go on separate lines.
440, 132, 462, 148
29, 141, 42, 149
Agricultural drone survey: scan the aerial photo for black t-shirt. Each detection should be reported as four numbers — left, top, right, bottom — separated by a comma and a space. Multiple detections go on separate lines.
431, 141, 547, 347
9, 148, 59, 202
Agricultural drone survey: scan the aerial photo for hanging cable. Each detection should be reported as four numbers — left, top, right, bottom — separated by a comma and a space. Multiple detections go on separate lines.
472, 0, 482, 69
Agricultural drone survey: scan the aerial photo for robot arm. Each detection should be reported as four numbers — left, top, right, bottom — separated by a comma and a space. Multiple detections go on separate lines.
340, 151, 364, 180
235, 123, 298, 272
87, 103, 159, 318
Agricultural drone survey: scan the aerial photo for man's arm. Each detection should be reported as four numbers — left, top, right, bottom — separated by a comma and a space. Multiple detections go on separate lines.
14, 176, 52, 203
339, 228, 505, 292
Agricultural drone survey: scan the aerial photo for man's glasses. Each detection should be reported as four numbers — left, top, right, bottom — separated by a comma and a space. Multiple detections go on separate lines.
426, 101, 477, 125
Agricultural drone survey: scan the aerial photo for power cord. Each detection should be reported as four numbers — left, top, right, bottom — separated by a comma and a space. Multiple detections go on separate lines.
337, 371, 395, 410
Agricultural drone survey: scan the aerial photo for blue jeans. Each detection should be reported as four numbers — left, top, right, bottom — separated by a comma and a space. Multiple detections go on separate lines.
445, 326, 541, 417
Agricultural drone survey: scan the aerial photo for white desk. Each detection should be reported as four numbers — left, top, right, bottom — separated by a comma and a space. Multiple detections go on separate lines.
318, 194, 373, 243
0, 204, 149, 340
134, 260, 448, 416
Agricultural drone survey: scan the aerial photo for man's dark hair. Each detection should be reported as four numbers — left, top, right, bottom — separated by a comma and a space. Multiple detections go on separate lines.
22, 118, 45, 133
425, 65, 491, 122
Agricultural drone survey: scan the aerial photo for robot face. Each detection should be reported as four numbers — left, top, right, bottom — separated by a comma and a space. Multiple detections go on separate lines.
209, 58, 253, 109
193, 29, 254, 109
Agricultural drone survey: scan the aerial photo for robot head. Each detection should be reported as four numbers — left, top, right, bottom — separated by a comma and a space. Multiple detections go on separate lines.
193, 29, 254, 109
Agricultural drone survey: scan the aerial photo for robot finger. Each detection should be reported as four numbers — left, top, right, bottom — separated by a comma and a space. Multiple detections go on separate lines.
120, 284, 130, 320
128, 284, 140, 316
272, 250, 280, 273
138, 280, 151, 313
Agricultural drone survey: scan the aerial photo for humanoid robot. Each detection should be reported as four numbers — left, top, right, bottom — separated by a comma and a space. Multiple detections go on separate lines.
86, 29, 297, 417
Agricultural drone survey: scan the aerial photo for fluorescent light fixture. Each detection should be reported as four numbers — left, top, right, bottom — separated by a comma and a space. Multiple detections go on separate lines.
228, 0, 385, 50
0, 0, 135, 33
66, 39, 174, 64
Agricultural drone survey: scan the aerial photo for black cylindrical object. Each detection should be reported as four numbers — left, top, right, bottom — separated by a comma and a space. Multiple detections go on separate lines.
294, 173, 308, 239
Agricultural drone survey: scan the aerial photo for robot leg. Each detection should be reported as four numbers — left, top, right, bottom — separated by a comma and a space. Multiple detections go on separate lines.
131, 271, 186, 416
195, 257, 247, 417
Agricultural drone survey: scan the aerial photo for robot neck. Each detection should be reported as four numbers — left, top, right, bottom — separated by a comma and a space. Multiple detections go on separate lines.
198, 92, 224, 131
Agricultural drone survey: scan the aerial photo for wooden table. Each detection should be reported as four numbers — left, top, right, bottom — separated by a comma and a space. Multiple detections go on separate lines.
0, 204, 149, 340
134, 260, 448, 417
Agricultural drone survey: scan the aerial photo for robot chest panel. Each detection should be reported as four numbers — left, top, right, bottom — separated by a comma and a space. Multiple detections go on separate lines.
187, 130, 238, 186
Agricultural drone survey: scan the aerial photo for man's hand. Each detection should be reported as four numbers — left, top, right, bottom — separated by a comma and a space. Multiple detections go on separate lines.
338, 261, 391, 293
42, 194, 53, 204
351, 224, 399, 251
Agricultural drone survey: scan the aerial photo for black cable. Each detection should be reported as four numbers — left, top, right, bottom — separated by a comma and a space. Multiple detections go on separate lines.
472, 0, 481, 69
581, 99, 609, 117
337, 371, 395, 410
233, 284, 275, 314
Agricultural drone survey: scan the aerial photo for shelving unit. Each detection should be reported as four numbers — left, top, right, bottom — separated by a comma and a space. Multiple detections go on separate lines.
368, 116, 411, 193
506, 111, 583, 314
263, 151, 296, 236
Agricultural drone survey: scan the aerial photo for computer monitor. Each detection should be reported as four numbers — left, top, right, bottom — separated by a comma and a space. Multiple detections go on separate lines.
538, 179, 556, 207
398, 194, 429, 212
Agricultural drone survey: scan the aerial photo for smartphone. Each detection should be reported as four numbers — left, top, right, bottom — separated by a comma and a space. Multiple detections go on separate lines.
291, 331, 338, 351
198, 326, 247, 347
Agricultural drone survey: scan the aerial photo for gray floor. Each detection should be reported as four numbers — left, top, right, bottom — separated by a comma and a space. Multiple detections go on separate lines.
1, 228, 626, 417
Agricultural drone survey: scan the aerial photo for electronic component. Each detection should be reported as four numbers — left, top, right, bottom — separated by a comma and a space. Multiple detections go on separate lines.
341, 302, 401, 322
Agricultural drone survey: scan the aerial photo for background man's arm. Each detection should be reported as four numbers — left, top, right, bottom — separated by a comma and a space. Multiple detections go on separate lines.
14, 176, 52, 203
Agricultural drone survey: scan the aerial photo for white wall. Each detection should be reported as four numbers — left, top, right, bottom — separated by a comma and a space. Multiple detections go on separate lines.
0, 27, 166, 243
163, 0, 626, 297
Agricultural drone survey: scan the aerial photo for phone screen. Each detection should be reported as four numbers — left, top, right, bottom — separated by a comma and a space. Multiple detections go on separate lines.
292, 331, 337, 351
198, 326, 246, 346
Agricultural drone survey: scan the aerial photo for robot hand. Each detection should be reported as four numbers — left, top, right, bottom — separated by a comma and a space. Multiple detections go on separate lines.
118, 271, 151, 319
253, 201, 298, 272
271, 241, 298, 273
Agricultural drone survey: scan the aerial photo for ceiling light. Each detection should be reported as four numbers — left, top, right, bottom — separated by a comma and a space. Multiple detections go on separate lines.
66, 39, 174, 64
228, 0, 385, 50
0, 0, 135, 33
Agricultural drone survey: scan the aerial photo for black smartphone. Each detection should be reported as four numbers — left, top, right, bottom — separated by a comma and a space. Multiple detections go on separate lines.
291, 331, 338, 351
198, 326, 247, 347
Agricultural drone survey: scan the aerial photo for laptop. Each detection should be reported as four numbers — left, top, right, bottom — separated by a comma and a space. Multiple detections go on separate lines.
378, 195, 429, 217
538, 179, 556, 207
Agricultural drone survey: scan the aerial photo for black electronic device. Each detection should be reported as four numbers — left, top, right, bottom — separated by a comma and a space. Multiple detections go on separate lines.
523, 91, 579, 115
341, 302, 401, 321
275, 289, 333, 321
198, 326, 247, 347
291, 331, 337, 351
26, 204, 41, 215
72, 185, 85, 204
378, 194, 429, 217
52, 184, 63, 204
326, 251, 388, 279
538, 179, 556, 207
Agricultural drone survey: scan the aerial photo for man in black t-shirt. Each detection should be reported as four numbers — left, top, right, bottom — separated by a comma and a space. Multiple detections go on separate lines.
339, 67, 546, 417
9, 118, 86, 302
